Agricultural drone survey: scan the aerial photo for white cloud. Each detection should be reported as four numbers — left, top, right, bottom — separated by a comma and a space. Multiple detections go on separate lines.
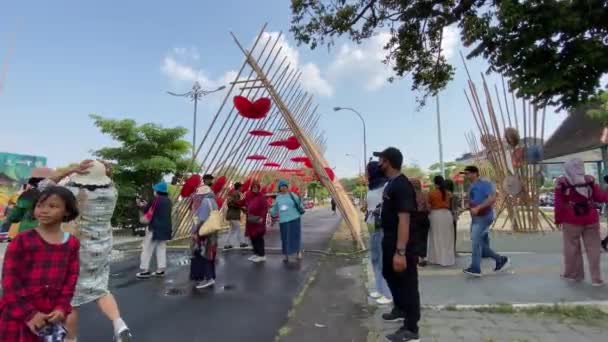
161, 47, 237, 89
328, 27, 460, 91
253, 32, 334, 97
328, 32, 393, 91
441, 25, 459, 60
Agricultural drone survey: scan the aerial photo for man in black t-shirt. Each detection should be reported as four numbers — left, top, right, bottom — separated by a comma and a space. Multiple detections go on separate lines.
374, 147, 420, 342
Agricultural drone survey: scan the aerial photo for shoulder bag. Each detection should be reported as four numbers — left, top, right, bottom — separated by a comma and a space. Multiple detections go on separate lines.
289, 192, 306, 215
139, 198, 158, 225
198, 198, 223, 236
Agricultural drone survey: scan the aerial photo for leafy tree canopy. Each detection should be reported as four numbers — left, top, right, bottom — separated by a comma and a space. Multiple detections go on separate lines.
401, 164, 426, 179
291, 0, 608, 109
586, 90, 608, 124
90, 114, 194, 229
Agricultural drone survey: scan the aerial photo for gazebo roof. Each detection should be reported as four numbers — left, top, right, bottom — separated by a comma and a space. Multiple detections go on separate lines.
543, 106, 604, 161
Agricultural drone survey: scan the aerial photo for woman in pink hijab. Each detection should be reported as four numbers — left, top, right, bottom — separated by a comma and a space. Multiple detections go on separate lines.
554, 158, 608, 286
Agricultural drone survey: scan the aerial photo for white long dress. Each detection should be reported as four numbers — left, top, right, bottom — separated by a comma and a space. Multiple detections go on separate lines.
427, 208, 455, 266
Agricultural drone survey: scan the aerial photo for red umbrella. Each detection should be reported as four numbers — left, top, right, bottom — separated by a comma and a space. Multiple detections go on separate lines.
180, 174, 201, 197
242, 178, 252, 192
291, 156, 310, 163
233, 96, 272, 119
263, 162, 281, 167
246, 154, 267, 161
269, 140, 286, 147
249, 129, 273, 137
211, 176, 227, 194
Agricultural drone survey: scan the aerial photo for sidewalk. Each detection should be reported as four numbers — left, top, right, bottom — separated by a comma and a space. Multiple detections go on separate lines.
364, 228, 608, 342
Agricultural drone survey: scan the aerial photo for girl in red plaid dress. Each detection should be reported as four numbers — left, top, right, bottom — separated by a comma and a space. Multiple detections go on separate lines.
0, 186, 80, 341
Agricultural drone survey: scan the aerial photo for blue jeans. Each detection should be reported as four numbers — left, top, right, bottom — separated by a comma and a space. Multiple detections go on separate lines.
469, 218, 501, 273
370, 230, 392, 299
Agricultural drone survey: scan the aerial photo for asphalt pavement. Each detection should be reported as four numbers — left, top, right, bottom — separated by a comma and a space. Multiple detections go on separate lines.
76, 209, 341, 342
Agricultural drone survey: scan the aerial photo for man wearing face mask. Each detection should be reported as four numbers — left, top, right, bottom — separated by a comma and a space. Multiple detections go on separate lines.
373, 147, 420, 342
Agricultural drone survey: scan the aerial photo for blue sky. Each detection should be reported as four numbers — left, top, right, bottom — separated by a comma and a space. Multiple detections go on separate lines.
0, 0, 576, 177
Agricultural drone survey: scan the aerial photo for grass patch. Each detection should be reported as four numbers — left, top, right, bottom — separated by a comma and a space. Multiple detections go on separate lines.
468, 303, 608, 325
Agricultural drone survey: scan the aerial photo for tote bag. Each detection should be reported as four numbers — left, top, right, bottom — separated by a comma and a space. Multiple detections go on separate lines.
198, 198, 223, 236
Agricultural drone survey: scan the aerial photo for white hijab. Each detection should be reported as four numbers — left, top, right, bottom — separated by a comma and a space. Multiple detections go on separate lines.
564, 158, 588, 198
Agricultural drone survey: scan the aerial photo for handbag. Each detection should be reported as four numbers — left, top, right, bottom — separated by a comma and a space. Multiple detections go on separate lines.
198, 198, 223, 236
139, 198, 158, 225
247, 214, 263, 224
289, 192, 306, 215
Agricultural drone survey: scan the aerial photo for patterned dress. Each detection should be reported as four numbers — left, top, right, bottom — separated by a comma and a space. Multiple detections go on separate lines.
66, 184, 117, 307
0, 230, 80, 342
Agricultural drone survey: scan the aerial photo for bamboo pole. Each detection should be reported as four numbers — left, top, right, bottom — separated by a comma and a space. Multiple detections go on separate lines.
231, 31, 364, 249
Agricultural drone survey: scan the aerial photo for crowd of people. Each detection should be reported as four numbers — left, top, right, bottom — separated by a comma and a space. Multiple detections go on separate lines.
365, 148, 511, 342
0, 160, 307, 341
365, 147, 608, 342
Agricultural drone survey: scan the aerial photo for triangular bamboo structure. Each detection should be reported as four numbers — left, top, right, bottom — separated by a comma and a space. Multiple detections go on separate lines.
170, 24, 364, 249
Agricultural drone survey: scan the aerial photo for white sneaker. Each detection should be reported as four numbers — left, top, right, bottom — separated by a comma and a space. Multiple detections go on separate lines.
376, 296, 393, 305
195, 279, 216, 289
248, 255, 257, 261
369, 291, 382, 299
253, 256, 266, 263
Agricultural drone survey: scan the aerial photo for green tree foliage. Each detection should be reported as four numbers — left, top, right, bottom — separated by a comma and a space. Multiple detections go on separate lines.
586, 91, 608, 125
401, 164, 426, 179
290, 0, 608, 109
428, 161, 465, 179
90, 114, 193, 229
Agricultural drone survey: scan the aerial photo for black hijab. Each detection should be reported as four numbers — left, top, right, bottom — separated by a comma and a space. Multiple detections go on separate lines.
367, 161, 388, 190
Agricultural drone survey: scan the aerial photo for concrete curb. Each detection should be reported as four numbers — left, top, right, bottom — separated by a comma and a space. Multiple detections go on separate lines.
424, 301, 608, 313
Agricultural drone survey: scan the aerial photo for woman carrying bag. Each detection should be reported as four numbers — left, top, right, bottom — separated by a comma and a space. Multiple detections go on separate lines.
190, 185, 220, 289
271, 180, 305, 263
136, 182, 172, 279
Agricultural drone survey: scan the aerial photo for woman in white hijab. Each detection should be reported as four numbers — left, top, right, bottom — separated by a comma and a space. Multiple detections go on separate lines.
554, 158, 608, 286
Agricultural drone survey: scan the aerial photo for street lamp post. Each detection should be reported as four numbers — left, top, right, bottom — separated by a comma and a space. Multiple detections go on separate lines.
167, 81, 226, 161
334, 107, 367, 172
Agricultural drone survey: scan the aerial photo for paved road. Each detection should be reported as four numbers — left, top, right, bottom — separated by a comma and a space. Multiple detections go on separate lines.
76, 209, 340, 342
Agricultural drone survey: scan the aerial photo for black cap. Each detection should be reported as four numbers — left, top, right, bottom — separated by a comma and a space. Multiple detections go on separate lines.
203, 174, 214, 180
462, 165, 479, 174
373, 147, 403, 169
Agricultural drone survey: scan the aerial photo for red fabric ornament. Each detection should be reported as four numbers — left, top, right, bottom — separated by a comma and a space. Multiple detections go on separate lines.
269, 140, 286, 147
263, 162, 281, 167
249, 129, 273, 137
325, 168, 335, 182
304, 159, 313, 168
233, 96, 272, 119
302, 176, 313, 182
291, 156, 310, 163
284, 136, 301, 150
290, 185, 300, 194
246, 154, 267, 161
267, 183, 276, 193
242, 178, 252, 192
216, 197, 224, 208
180, 174, 201, 198
211, 176, 227, 194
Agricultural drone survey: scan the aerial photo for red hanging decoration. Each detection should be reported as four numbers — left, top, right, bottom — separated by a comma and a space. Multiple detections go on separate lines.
233, 96, 272, 119
242, 178, 252, 192
211, 176, 227, 194
216, 196, 224, 208
304, 159, 313, 168
291, 156, 310, 163
267, 183, 276, 193
290, 185, 300, 194
284, 136, 301, 150
314, 167, 336, 182
249, 129, 273, 137
246, 154, 267, 161
269, 140, 286, 147
180, 174, 201, 198
263, 162, 281, 167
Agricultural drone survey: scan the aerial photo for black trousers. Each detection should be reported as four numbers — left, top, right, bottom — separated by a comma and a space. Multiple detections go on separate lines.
412, 212, 430, 258
251, 235, 265, 256
382, 234, 421, 334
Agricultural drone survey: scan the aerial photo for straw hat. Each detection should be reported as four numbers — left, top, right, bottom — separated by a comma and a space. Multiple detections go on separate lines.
70, 160, 112, 186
